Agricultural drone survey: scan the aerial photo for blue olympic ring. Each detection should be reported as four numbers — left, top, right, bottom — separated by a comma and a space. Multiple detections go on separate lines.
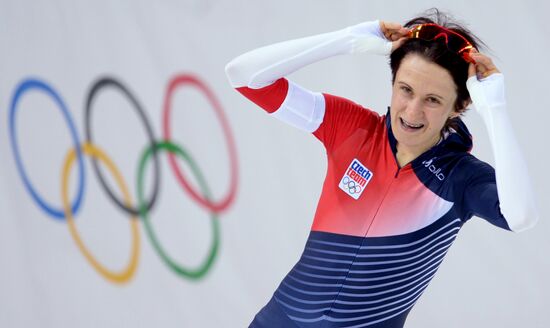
8, 78, 86, 220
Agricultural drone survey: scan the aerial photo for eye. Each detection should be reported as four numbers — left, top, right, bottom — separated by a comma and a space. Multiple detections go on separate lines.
400, 86, 412, 94
427, 97, 441, 104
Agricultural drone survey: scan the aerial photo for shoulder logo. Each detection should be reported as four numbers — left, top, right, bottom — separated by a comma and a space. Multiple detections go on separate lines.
422, 157, 445, 181
339, 158, 373, 200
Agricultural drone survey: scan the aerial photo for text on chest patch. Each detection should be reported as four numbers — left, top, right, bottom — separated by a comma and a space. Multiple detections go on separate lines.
339, 158, 373, 200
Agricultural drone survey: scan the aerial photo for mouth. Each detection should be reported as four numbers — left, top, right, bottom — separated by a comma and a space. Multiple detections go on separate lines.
399, 117, 424, 132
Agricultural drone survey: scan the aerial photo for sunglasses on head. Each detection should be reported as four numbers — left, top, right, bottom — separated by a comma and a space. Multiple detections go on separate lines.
407, 23, 476, 64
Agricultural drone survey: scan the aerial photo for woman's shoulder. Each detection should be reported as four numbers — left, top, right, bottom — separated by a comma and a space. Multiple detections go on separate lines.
321, 92, 385, 128
447, 153, 495, 187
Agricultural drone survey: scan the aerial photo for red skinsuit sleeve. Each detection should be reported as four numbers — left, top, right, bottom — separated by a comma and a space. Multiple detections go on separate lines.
235, 78, 381, 152
236, 78, 289, 114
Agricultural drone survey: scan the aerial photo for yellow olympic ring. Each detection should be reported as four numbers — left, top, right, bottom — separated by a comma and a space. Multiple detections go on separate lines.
61, 143, 140, 284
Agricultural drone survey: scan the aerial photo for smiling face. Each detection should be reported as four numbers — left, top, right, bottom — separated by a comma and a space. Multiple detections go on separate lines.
390, 53, 461, 160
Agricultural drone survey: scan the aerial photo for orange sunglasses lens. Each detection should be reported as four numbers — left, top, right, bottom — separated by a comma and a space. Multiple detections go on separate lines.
408, 24, 475, 64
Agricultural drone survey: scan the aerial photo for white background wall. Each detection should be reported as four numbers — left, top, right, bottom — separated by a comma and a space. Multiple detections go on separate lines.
0, 0, 548, 327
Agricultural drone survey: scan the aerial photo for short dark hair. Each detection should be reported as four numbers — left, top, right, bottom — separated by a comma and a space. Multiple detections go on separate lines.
390, 8, 487, 125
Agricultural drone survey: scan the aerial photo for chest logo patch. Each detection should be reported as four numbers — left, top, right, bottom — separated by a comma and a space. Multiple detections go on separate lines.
339, 158, 373, 200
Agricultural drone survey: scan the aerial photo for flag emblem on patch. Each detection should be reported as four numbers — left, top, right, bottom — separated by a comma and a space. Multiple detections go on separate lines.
339, 158, 373, 200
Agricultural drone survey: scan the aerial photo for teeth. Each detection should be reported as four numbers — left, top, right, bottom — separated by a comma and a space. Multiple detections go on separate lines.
402, 118, 423, 128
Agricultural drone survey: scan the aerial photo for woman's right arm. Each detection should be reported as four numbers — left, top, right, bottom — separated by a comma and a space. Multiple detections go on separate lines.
225, 20, 405, 89
224, 21, 408, 132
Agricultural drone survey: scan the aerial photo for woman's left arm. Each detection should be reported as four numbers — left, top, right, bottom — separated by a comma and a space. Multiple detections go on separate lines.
466, 52, 539, 232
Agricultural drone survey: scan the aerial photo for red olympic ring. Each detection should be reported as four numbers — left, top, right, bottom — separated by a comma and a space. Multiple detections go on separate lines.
162, 74, 239, 213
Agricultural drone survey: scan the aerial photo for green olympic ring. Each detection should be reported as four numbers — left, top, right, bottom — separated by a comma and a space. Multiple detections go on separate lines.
137, 140, 220, 279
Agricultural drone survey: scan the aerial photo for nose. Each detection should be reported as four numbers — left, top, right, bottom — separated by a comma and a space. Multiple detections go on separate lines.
404, 97, 424, 119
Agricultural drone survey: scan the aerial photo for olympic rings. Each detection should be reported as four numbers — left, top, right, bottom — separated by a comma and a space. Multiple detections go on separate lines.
62, 143, 140, 284
85, 77, 161, 216
9, 78, 86, 220
163, 74, 239, 213
342, 177, 361, 194
138, 141, 220, 280
7, 74, 238, 283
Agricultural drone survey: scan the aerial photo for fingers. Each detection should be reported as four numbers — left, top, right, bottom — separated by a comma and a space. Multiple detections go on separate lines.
380, 21, 409, 41
467, 49, 500, 79
468, 61, 477, 78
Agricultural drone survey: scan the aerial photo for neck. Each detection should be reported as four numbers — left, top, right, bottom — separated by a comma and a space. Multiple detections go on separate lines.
395, 136, 442, 168
395, 147, 418, 167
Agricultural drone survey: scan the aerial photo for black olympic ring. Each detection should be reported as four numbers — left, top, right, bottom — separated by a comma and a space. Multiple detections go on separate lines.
349, 181, 361, 194
85, 77, 161, 216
